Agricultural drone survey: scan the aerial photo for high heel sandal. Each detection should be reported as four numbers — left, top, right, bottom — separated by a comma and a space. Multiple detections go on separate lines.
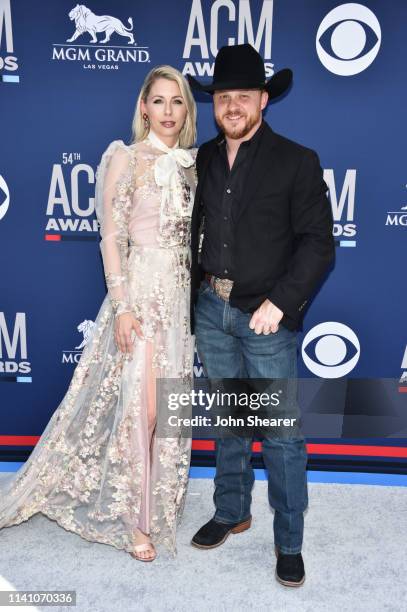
130, 542, 157, 562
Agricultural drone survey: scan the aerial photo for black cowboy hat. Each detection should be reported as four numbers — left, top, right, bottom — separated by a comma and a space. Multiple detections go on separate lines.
187, 43, 292, 99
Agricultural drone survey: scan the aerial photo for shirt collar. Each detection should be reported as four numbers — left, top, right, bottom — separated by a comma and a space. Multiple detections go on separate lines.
147, 128, 180, 152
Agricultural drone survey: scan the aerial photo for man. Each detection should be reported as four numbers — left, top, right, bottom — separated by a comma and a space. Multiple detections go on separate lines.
187, 44, 335, 587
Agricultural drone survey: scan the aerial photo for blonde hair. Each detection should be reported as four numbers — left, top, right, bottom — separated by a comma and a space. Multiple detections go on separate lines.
131, 65, 197, 148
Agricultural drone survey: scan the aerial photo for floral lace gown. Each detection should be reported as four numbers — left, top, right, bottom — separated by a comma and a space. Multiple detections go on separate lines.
0, 136, 197, 555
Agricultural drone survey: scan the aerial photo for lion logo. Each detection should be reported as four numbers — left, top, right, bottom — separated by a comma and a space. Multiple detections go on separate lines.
75, 319, 96, 350
67, 4, 135, 45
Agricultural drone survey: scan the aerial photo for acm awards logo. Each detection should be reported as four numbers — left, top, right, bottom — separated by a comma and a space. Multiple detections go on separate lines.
52, 3, 150, 71
62, 319, 95, 364
182, 0, 274, 77
193, 346, 205, 378
323, 169, 357, 247
0, 313, 31, 381
316, 3, 381, 76
0, 0, 19, 83
400, 345, 407, 391
45, 151, 99, 240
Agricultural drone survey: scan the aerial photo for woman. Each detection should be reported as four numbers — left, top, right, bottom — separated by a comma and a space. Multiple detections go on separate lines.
0, 66, 197, 562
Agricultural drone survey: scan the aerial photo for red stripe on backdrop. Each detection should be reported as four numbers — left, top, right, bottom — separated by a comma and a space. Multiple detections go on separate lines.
0, 436, 40, 446
45, 234, 61, 241
191, 440, 407, 457
1, 436, 407, 458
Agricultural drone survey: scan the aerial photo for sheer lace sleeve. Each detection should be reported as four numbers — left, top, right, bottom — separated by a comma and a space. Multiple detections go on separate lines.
95, 140, 136, 318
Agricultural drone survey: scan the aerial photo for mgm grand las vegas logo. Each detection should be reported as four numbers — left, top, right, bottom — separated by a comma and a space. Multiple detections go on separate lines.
52, 4, 150, 70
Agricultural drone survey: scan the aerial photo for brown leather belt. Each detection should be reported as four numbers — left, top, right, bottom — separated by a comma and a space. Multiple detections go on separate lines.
204, 273, 234, 301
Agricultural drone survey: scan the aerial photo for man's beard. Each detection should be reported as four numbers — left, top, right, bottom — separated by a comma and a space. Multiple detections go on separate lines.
216, 110, 260, 140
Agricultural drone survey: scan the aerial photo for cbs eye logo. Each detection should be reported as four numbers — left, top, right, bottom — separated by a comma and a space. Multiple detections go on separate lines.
0, 175, 10, 221
316, 3, 381, 76
302, 322, 360, 378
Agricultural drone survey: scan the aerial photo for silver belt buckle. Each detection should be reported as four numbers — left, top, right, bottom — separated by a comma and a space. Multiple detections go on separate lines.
213, 276, 234, 301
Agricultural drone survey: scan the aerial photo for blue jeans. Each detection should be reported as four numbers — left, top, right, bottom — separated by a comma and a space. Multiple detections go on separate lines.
194, 279, 308, 554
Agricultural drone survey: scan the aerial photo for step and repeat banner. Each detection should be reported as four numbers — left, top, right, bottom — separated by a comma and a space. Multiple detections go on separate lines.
1, 1, 406, 466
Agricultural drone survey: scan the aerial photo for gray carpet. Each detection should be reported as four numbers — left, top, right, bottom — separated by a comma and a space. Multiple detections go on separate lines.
0, 475, 406, 612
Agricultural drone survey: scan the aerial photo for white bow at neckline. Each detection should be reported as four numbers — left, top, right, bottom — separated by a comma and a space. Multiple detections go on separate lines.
147, 129, 194, 189
147, 129, 194, 221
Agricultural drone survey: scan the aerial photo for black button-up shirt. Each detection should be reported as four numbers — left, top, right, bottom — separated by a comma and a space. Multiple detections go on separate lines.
201, 121, 266, 279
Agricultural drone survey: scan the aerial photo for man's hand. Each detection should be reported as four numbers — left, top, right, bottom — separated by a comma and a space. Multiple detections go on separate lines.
249, 299, 284, 335
115, 312, 144, 354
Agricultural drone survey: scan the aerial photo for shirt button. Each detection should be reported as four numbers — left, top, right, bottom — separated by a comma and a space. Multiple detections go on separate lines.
226, 188, 231, 194
224, 216, 228, 221
224, 269, 228, 274
223, 243, 228, 248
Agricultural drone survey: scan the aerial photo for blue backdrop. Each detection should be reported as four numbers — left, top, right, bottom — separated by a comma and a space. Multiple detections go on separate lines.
1, 1, 406, 466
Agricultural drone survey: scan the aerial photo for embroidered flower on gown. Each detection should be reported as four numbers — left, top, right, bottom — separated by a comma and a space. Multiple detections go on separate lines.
0, 132, 197, 556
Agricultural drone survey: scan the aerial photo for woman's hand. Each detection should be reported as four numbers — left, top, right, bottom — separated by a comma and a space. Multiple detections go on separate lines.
114, 312, 144, 354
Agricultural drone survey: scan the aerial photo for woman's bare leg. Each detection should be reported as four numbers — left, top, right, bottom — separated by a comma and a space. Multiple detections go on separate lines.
131, 340, 157, 560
